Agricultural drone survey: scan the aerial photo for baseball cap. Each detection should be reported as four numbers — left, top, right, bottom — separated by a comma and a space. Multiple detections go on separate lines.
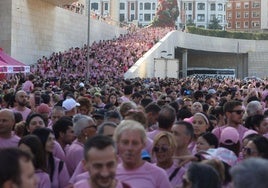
62, 98, 80, 111
208, 88, 217, 95
200, 147, 238, 166
36, 103, 50, 114
219, 127, 239, 145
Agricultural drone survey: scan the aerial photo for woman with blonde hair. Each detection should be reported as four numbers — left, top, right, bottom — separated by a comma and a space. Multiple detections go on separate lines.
152, 132, 186, 188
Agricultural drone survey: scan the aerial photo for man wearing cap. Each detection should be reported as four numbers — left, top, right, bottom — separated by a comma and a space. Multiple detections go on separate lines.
62, 97, 80, 117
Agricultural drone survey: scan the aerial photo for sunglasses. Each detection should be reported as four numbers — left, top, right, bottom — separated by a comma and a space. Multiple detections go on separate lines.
153, 145, 169, 153
229, 110, 245, 115
242, 147, 258, 156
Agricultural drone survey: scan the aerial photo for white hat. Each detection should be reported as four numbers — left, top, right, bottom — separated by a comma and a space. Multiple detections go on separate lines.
208, 88, 216, 94
62, 98, 80, 111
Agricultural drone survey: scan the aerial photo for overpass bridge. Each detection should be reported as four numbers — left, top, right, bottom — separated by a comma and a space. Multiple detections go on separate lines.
125, 31, 268, 79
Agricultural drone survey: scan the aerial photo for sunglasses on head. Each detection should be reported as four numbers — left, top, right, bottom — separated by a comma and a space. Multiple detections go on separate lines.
242, 147, 258, 156
229, 110, 245, 115
153, 145, 169, 153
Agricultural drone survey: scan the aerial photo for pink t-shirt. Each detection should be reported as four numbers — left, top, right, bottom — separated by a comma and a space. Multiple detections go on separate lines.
65, 139, 84, 176
53, 140, 66, 162
116, 162, 172, 188
0, 133, 20, 148
51, 157, 70, 188
162, 162, 186, 188
69, 161, 86, 184
22, 80, 34, 93
12, 107, 31, 121
73, 178, 126, 188
146, 129, 162, 140
35, 170, 51, 188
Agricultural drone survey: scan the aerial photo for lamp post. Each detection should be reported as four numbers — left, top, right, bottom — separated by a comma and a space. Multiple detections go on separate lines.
86, 0, 91, 81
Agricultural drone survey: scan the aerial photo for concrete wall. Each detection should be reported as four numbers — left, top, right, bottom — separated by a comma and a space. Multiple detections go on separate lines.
1, 0, 127, 65
124, 31, 179, 78
0, 0, 12, 53
124, 30, 268, 79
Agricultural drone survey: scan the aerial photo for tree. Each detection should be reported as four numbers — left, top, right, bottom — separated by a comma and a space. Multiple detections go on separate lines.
208, 17, 222, 30
152, 0, 179, 27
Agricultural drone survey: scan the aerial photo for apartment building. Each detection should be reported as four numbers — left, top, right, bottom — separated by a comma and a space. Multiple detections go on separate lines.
178, 0, 227, 29
89, 0, 157, 26
226, 0, 261, 31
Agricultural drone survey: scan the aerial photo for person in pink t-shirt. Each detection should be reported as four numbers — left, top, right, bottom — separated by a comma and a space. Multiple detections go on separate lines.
12, 90, 32, 121
66, 114, 97, 176
22, 74, 34, 94
18, 135, 51, 188
74, 135, 130, 188
33, 128, 70, 188
212, 100, 248, 145
0, 109, 20, 148
114, 120, 172, 188
152, 132, 186, 188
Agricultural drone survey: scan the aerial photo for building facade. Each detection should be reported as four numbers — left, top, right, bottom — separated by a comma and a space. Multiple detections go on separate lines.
178, 0, 227, 29
226, 0, 261, 31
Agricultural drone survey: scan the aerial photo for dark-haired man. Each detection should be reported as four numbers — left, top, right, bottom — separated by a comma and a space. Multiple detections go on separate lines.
74, 135, 130, 188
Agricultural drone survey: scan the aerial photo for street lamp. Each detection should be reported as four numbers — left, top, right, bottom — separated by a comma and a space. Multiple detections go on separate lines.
86, 0, 91, 81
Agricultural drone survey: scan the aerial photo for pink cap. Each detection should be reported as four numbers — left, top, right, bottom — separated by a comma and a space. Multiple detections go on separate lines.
219, 127, 239, 145
36, 103, 50, 114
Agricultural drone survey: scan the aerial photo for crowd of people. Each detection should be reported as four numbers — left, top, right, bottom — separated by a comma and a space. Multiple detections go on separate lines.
0, 72, 268, 187
1, 26, 268, 187
30, 27, 173, 82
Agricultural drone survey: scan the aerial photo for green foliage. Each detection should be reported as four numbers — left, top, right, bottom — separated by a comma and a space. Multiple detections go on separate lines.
187, 26, 268, 40
208, 17, 222, 30
152, 0, 179, 27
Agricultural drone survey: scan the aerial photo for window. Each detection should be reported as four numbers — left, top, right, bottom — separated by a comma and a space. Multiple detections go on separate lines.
252, 12, 260, 18
236, 12, 241, 19
152, 14, 155, 19
119, 3, 125, 10
218, 14, 223, 22
252, 21, 260, 27
227, 3, 232, 9
144, 14, 151, 21
227, 12, 232, 19
140, 3, 143, 10
144, 3, 151, 10
236, 3, 241, 9
197, 3, 205, 10
131, 3, 134, 10
119, 14, 125, 22
227, 22, 232, 28
210, 14, 216, 21
197, 14, 205, 21
152, 3, 156, 10
244, 2, 249, 8
104, 3, 108, 11
236, 22, 241, 28
91, 3, 98, 10
252, 2, 260, 8
244, 12, 249, 18
139, 14, 143, 21
244, 22, 249, 28
188, 3, 192, 10
130, 14, 135, 21
218, 3, 223, 11
210, 3, 216, 11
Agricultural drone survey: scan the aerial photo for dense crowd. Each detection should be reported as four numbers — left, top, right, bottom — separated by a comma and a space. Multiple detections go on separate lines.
31, 27, 173, 82
1, 27, 268, 188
